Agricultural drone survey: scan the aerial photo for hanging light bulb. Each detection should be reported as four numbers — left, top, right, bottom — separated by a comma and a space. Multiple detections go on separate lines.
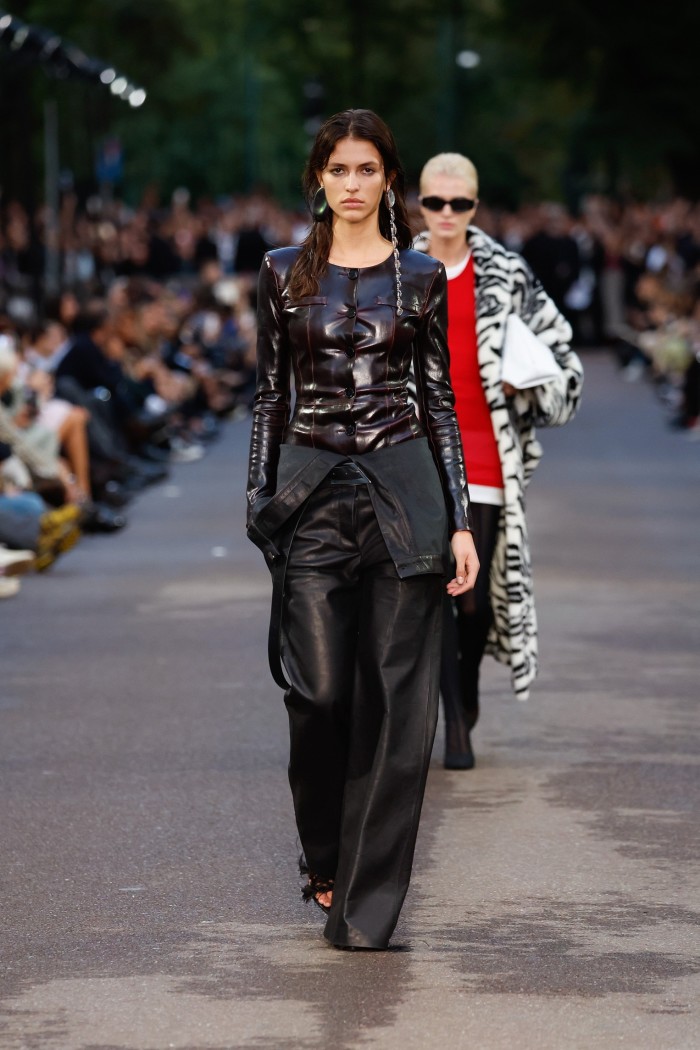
128, 88, 147, 108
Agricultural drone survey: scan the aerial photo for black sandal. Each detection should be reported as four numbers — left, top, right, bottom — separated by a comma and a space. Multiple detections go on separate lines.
299, 855, 334, 914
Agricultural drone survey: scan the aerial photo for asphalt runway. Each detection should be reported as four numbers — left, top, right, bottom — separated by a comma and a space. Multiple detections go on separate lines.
1, 352, 699, 1049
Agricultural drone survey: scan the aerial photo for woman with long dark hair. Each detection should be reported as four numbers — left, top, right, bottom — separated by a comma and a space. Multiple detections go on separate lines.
247, 111, 478, 951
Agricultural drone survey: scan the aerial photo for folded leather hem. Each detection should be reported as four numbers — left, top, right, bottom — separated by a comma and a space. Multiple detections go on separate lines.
323, 927, 390, 951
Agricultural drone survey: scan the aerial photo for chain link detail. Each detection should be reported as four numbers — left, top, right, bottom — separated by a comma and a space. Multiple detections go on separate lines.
387, 194, 403, 316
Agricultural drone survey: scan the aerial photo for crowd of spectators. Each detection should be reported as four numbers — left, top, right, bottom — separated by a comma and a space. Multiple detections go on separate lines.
1, 185, 699, 597
483, 196, 700, 430
0, 188, 262, 598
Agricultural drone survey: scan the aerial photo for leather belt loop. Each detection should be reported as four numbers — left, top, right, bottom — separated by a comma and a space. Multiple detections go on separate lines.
268, 557, 290, 690
267, 504, 307, 691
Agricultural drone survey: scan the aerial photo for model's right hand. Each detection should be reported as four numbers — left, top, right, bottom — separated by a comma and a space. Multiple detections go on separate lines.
447, 530, 479, 595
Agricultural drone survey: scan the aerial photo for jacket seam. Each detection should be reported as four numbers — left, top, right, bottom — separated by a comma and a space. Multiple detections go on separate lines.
418, 264, 442, 321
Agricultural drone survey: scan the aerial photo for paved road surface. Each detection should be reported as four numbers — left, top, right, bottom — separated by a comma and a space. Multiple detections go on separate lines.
1, 352, 699, 1049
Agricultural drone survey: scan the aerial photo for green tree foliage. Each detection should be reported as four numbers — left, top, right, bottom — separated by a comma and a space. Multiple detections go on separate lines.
1, 0, 698, 208
496, 0, 700, 197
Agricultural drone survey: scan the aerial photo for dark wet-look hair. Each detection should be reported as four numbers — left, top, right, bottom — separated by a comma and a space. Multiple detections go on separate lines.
287, 109, 412, 300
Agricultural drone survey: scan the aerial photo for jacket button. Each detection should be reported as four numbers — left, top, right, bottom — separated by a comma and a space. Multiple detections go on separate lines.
345, 347, 355, 358
345, 386, 355, 397
347, 307, 356, 318
345, 423, 356, 436
348, 268, 359, 280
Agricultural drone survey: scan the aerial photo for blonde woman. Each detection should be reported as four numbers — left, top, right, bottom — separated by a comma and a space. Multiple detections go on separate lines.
416, 153, 583, 769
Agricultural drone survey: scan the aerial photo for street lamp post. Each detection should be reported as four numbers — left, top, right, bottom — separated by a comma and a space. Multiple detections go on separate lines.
437, 24, 482, 154
0, 10, 148, 297
242, 0, 261, 192
436, 14, 456, 150
43, 98, 60, 296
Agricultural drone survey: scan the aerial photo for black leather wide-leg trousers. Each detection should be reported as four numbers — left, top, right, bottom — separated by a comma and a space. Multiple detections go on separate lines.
281, 479, 442, 950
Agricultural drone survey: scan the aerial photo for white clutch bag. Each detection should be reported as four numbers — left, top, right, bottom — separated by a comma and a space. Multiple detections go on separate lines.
502, 313, 561, 389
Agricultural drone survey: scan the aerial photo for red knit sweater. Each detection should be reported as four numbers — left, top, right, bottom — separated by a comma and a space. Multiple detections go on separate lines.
447, 257, 503, 489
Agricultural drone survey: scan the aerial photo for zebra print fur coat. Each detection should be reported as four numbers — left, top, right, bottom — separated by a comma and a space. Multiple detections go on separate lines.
415, 225, 584, 700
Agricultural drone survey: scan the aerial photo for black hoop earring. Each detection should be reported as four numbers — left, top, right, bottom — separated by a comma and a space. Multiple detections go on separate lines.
312, 186, 328, 221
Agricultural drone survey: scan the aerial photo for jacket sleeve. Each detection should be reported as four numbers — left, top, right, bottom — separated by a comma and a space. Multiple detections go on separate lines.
413, 264, 473, 533
509, 255, 584, 428
246, 254, 291, 524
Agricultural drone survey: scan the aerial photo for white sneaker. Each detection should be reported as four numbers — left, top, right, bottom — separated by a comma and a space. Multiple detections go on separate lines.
170, 437, 205, 463
622, 361, 645, 382
0, 577, 21, 598
144, 393, 169, 415
0, 548, 36, 575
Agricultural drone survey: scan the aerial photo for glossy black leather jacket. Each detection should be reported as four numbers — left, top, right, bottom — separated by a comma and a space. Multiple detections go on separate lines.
247, 246, 472, 533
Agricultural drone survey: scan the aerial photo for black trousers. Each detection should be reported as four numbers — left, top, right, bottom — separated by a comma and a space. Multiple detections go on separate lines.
281, 479, 443, 949
440, 502, 501, 756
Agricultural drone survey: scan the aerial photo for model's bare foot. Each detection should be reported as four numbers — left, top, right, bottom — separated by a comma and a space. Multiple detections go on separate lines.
301, 872, 334, 912
299, 858, 334, 912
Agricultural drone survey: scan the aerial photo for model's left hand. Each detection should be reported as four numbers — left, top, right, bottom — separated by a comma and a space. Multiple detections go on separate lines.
447, 530, 480, 596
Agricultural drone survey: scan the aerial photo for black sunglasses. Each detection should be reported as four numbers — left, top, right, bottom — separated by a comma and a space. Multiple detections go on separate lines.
420, 195, 477, 213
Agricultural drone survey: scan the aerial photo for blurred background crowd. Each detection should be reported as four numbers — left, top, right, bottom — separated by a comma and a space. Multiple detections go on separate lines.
0, 187, 262, 598
2, 185, 699, 598
1, 0, 699, 598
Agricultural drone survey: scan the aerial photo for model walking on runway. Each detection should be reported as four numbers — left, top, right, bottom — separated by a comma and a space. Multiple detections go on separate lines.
247, 111, 478, 950
415, 153, 583, 769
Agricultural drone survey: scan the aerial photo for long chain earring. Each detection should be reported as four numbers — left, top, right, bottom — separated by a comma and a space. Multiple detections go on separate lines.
312, 186, 328, 221
386, 188, 403, 315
